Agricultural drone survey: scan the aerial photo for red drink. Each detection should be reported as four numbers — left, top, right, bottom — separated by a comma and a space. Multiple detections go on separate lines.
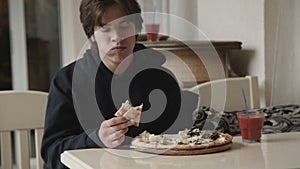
237, 113, 264, 143
145, 24, 160, 41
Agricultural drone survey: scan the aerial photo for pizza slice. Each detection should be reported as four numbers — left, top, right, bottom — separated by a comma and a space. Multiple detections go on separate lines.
115, 100, 143, 126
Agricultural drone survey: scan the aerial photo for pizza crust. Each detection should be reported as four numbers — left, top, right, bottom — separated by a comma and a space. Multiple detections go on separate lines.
132, 142, 233, 155
131, 139, 176, 149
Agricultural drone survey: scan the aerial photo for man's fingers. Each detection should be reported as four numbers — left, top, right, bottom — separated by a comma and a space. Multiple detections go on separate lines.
111, 128, 128, 140
105, 117, 129, 127
110, 135, 125, 148
110, 121, 133, 132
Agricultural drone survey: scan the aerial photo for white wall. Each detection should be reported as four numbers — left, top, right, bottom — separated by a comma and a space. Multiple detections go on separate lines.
169, 0, 199, 40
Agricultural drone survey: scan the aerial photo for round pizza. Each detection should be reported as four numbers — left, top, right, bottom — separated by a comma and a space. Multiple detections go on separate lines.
130, 128, 233, 155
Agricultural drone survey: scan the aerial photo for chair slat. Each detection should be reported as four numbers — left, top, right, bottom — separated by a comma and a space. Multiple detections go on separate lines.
0, 132, 13, 169
35, 129, 44, 169
15, 130, 30, 169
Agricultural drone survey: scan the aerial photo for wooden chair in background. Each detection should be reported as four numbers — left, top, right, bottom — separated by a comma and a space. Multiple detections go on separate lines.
0, 91, 48, 169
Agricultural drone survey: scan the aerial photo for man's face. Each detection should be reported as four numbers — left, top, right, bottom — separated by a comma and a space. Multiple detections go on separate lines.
94, 4, 136, 73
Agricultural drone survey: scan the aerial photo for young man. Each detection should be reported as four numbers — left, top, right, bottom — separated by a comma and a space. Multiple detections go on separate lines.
41, 0, 186, 168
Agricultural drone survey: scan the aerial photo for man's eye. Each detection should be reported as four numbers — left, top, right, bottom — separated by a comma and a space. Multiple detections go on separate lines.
100, 27, 110, 32
119, 21, 130, 29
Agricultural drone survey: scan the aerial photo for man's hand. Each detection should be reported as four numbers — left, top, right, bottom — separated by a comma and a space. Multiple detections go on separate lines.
98, 117, 133, 148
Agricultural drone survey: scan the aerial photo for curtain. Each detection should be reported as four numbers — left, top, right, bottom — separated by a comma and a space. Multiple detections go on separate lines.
271, 0, 300, 105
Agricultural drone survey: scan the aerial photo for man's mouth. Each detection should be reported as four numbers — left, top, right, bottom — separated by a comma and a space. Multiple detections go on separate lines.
111, 46, 127, 51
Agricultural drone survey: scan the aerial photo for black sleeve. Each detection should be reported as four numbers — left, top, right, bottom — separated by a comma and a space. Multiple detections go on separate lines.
41, 67, 101, 169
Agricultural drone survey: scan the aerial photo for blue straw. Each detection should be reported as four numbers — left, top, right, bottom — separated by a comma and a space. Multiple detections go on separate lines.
242, 88, 249, 116
153, 3, 156, 23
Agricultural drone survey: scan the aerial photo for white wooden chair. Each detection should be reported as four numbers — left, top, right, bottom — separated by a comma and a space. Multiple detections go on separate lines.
0, 90, 48, 169
189, 76, 260, 112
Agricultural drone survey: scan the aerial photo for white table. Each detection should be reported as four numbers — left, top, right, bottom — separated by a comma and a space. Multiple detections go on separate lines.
61, 132, 300, 169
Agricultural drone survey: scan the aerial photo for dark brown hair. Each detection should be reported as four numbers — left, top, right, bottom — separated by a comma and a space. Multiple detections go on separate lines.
80, 0, 143, 39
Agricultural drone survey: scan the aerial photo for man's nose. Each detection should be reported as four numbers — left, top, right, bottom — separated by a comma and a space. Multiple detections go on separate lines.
111, 29, 123, 43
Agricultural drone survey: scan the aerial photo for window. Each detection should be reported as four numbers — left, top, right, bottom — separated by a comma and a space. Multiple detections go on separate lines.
24, 0, 60, 91
2, 0, 61, 91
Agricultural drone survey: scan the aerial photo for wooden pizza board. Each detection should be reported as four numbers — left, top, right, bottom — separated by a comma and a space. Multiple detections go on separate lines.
133, 142, 232, 155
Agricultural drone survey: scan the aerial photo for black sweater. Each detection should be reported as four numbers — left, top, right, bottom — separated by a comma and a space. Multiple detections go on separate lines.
41, 43, 197, 169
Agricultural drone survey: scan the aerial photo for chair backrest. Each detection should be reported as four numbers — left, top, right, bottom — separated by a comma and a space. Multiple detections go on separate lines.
189, 76, 260, 112
0, 90, 48, 169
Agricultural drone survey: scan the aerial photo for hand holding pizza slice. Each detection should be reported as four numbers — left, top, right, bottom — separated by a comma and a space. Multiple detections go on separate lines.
115, 100, 143, 127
